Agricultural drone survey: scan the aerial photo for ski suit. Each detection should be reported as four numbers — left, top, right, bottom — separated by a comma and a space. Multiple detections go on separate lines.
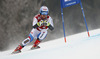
21, 14, 54, 46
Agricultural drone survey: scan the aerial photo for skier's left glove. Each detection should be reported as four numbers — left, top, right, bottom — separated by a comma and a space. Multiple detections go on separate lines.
43, 20, 54, 31
43, 20, 50, 26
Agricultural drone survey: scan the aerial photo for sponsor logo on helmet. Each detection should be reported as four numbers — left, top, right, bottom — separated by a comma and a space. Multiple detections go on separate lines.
42, 9, 47, 11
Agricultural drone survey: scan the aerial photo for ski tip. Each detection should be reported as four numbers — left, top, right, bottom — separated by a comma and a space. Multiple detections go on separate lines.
11, 51, 21, 54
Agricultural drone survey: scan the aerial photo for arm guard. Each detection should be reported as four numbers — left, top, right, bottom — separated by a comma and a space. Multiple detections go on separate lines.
48, 25, 54, 31
33, 24, 39, 29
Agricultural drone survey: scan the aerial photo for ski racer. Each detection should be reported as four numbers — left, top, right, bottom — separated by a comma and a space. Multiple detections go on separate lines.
12, 6, 54, 53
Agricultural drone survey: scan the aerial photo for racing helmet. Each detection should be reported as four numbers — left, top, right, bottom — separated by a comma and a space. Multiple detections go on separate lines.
40, 6, 49, 15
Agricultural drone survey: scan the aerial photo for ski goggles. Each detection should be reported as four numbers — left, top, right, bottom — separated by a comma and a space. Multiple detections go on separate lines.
41, 11, 48, 15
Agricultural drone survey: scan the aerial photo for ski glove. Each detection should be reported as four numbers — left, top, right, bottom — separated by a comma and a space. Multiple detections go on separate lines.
43, 20, 50, 26
37, 20, 50, 26
37, 20, 44, 26
33, 20, 51, 29
33, 21, 43, 28
43, 20, 54, 31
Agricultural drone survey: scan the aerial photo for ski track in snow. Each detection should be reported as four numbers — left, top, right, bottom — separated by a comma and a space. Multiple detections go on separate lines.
0, 29, 100, 59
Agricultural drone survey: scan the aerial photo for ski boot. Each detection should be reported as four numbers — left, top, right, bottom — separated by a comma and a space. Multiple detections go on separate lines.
31, 39, 41, 50
12, 45, 24, 54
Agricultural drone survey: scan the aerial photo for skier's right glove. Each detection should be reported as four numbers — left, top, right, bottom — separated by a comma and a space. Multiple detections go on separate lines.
37, 20, 43, 26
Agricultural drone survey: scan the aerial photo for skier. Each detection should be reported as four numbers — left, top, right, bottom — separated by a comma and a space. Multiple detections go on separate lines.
12, 6, 54, 53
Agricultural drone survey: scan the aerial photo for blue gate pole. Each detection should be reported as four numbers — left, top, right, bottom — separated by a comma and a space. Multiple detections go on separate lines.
61, 8, 67, 43
80, 1, 90, 37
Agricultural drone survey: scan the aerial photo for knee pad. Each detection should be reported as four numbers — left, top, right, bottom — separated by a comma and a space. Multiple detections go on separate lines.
22, 38, 30, 46
37, 32, 47, 41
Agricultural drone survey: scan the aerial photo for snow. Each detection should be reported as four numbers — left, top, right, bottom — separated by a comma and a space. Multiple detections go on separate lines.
0, 29, 100, 59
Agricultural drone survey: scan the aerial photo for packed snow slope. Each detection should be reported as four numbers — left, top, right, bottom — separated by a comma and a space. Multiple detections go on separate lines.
0, 29, 100, 59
